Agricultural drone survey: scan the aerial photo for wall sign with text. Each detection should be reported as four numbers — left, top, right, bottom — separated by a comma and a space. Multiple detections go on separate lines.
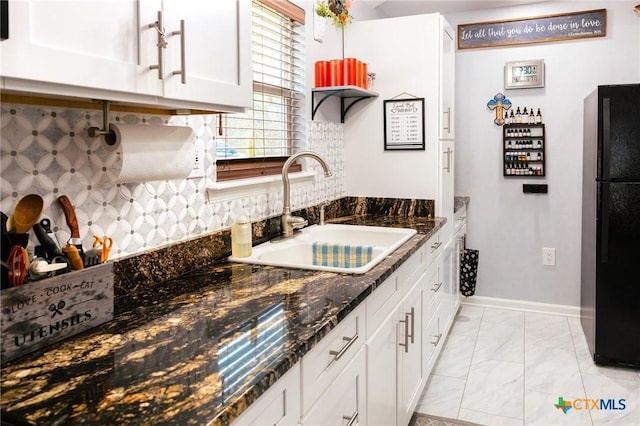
458, 9, 606, 50
383, 98, 425, 151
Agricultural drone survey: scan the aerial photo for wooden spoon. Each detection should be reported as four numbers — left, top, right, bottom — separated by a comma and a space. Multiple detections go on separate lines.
12, 194, 44, 234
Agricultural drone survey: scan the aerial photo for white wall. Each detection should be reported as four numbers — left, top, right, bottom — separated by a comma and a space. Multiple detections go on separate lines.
445, 2, 639, 306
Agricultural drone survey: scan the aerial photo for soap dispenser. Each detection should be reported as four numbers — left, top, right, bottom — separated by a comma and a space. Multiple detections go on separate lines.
231, 216, 252, 258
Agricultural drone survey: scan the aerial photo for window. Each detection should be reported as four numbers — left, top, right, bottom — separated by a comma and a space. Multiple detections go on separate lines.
216, 0, 305, 181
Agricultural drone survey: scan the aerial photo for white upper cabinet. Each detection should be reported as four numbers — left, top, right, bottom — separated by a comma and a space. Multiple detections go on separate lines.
440, 18, 455, 140
1, 0, 252, 112
1, 0, 161, 97
160, 0, 252, 109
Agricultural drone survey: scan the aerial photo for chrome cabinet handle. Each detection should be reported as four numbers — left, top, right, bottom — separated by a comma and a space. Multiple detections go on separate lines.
431, 282, 443, 292
329, 334, 358, 361
443, 107, 451, 133
171, 19, 186, 84
399, 314, 409, 353
443, 147, 452, 172
431, 241, 442, 250
148, 10, 166, 80
343, 411, 358, 426
431, 333, 443, 346
407, 307, 415, 344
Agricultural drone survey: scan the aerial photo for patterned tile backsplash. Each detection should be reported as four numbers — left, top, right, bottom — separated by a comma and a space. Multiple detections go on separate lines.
0, 104, 345, 259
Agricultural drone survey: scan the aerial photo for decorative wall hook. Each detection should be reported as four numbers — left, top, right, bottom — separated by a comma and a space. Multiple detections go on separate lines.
487, 93, 512, 126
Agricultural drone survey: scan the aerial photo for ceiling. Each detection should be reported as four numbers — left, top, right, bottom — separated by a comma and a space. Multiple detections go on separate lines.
366, 0, 551, 17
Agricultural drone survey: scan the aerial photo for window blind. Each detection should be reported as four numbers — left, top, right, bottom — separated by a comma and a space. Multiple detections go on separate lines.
216, 0, 305, 181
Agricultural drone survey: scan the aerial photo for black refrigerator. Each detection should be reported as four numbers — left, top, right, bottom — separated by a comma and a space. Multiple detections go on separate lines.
581, 83, 640, 368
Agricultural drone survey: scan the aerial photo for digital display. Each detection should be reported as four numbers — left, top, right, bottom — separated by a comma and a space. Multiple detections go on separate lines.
511, 65, 538, 83
505, 60, 544, 89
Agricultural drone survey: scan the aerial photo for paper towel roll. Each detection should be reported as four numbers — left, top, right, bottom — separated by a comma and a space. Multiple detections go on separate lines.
103, 123, 195, 183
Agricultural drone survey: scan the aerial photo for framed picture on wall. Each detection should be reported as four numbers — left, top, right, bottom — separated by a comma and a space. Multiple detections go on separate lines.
383, 98, 425, 150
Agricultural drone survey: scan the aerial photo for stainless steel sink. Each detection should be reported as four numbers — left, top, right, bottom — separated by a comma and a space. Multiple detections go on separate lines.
228, 224, 417, 274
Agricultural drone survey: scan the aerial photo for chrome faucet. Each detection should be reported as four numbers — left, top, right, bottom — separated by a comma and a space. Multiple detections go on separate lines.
276, 151, 332, 241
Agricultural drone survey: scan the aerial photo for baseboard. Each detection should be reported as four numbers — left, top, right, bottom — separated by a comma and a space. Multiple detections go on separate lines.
460, 296, 580, 317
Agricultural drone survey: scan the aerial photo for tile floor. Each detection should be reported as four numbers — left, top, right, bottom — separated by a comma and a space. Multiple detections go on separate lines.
415, 305, 640, 426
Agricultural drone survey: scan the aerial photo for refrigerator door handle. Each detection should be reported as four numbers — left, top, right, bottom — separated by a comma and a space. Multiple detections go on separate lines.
601, 98, 611, 180
600, 182, 610, 263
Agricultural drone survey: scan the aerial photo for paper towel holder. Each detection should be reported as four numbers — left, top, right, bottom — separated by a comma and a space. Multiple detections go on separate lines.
87, 100, 117, 147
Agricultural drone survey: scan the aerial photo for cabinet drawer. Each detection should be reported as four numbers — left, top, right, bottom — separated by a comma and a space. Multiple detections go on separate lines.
454, 205, 467, 233
422, 297, 442, 369
366, 270, 401, 339
422, 263, 443, 311
232, 363, 301, 426
422, 291, 451, 374
302, 347, 366, 426
425, 229, 444, 268
301, 305, 364, 414
399, 244, 427, 294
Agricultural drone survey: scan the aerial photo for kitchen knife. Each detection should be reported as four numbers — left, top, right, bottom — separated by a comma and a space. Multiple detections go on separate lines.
33, 222, 64, 260
57, 195, 84, 258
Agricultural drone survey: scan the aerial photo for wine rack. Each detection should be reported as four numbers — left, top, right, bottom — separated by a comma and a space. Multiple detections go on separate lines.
503, 123, 545, 177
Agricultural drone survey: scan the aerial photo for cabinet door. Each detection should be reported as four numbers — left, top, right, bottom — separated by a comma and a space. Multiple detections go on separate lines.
440, 240, 453, 325
440, 17, 455, 140
162, 0, 252, 109
301, 306, 363, 414
452, 226, 466, 314
367, 310, 398, 426
1, 0, 161, 96
421, 261, 440, 369
397, 281, 423, 426
232, 363, 301, 426
302, 348, 366, 426
438, 139, 455, 240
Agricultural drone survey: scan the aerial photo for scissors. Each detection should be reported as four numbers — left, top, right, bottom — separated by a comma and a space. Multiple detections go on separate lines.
92, 235, 113, 263
8, 245, 28, 287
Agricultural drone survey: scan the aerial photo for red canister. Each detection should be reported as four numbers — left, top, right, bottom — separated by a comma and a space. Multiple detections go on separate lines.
329, 59, 343, 86
356, 61, 368, 88
315, 61, 327, 87
324, 60, 333, 86
344, 58, 358, 86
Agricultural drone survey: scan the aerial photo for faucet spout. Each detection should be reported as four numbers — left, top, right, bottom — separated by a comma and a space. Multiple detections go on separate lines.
277, 151, 332, 240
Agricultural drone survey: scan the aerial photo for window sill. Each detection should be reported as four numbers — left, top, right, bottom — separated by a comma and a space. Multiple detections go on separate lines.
206, 171, 316, 203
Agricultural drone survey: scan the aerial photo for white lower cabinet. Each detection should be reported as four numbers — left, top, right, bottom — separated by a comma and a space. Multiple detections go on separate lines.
231, 362, 301, 426
231, 230, 459, 426
421, 245, 454, 376
366, 308, 399, 426
365, 231, 451, 426
397, 281, 424, 426
302, 347, 366, 426
452, 223, 466, 314
301, 305, 364, 414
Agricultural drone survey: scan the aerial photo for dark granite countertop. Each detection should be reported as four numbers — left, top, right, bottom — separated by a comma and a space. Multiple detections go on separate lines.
0, 214, 445, 426
454, 196, 470, 214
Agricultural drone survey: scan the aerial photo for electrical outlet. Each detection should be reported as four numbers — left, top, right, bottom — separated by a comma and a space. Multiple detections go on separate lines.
188, 139, 205, 179
542, 248, 556, 266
